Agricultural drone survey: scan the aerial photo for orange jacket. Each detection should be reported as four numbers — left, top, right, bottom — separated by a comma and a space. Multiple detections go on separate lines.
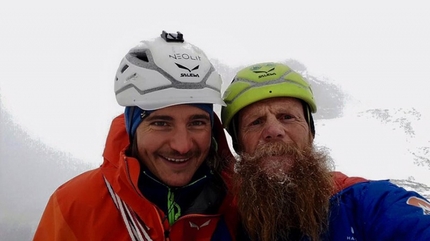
33, 114, 239, 241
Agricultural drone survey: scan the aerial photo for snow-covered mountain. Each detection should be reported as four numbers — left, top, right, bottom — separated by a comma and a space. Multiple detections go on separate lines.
314, 105, 430, 198
360, 107, 429, 169
0, 98, 93, 240
391, 179, 430, 199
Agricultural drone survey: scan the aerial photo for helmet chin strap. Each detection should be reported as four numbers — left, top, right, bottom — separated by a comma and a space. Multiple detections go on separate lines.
126, 106, 136, 144
229, 117, 240, 153
301, 100, 315, 138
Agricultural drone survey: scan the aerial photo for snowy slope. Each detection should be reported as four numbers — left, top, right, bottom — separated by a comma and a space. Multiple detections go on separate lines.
315, 105, 430, 189
390, 179, 430, 199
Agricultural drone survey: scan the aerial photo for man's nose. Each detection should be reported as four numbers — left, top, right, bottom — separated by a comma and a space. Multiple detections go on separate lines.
169, 127, 193, 154
262, 118, 285, 141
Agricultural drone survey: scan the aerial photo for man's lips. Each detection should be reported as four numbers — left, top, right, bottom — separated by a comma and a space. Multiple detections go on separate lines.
160, 155, 191, 163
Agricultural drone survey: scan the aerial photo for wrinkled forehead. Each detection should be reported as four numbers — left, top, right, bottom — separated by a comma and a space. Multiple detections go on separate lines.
239, 97, 304, 118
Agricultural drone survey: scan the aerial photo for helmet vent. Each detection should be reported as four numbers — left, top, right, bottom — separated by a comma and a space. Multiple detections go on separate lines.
134, 52, 149, 62
121, 64, 129, 74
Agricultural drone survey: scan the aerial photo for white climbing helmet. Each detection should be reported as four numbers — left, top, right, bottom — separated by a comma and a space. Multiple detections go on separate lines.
114, 31, 225, 110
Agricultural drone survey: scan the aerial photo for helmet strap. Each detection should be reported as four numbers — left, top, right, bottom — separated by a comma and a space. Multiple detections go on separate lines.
229, 117, 241, 152
126, 106, 136, 144
301, 101, 315, 138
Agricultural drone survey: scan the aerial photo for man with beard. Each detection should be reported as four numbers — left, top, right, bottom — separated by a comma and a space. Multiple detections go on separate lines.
221, 62, 430, 241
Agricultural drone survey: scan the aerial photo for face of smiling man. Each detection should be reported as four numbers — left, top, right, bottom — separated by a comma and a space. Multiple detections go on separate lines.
135, 104, 212, 187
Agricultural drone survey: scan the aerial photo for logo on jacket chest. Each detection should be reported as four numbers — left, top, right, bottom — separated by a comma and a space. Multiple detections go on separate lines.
407, 196, 430, 215
189, 219, 211, 230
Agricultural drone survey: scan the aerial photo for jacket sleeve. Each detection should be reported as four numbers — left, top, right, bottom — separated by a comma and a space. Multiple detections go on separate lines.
33, 192, 77, 241
358, 180, 430, 240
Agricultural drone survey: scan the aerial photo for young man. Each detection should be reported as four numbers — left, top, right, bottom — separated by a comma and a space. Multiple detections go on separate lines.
221, 62, 430, 241
34, 31, 238, 241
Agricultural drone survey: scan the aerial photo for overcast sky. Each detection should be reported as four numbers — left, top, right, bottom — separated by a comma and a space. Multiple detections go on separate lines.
1, 0, 429, 165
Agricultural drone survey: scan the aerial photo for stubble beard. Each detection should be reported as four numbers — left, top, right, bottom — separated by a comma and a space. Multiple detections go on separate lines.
234, 142, 334, 241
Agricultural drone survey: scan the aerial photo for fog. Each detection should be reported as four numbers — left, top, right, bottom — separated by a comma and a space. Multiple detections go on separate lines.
1, 0, 430, 239
1, 60, 430, 239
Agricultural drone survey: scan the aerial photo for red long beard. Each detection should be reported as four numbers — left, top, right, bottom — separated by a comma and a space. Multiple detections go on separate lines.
234, 142, 334, 241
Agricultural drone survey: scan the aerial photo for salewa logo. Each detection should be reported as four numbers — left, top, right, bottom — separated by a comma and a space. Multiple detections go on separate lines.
189, 220, 211, 230
251, 66, 276, 78
176, 63, 200, 77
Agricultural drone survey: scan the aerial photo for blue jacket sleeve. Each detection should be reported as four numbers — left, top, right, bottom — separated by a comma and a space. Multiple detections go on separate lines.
352, 180, 430, 240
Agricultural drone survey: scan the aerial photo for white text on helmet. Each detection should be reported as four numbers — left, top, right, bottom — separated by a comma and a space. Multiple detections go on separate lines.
181, 73, 200, 77
169, 53, 202, 61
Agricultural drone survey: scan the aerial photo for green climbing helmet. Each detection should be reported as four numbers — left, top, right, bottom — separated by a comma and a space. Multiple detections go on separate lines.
221, 62, 317, 134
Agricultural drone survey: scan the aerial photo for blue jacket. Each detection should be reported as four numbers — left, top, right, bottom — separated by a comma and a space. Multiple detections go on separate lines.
239, 172, 430, 240
325, 172, 430, 240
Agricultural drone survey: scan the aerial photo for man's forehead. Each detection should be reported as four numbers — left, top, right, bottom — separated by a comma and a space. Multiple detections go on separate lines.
243, 97, 303, 113
154, 104, 209, 113
145, 105, 210, 120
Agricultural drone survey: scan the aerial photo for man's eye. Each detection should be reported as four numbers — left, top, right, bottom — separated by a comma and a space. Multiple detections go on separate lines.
152, 121, 168, 126
250, 119, 262, 126
191, 120, 207, 126
282, 114, 294, 120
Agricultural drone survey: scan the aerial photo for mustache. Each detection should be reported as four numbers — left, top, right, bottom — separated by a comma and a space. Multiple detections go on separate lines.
239, 141, 306, 162
235, 142, 308, 184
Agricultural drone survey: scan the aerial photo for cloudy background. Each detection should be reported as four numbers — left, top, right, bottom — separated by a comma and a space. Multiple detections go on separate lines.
1, 0, 429, 239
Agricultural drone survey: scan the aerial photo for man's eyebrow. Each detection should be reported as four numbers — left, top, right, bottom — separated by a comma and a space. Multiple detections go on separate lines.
144, 115, 173, 122
190, 114, 210, 121
143, 114, 210, 122
242, 111, 264, 121
242, 114, 265, 125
